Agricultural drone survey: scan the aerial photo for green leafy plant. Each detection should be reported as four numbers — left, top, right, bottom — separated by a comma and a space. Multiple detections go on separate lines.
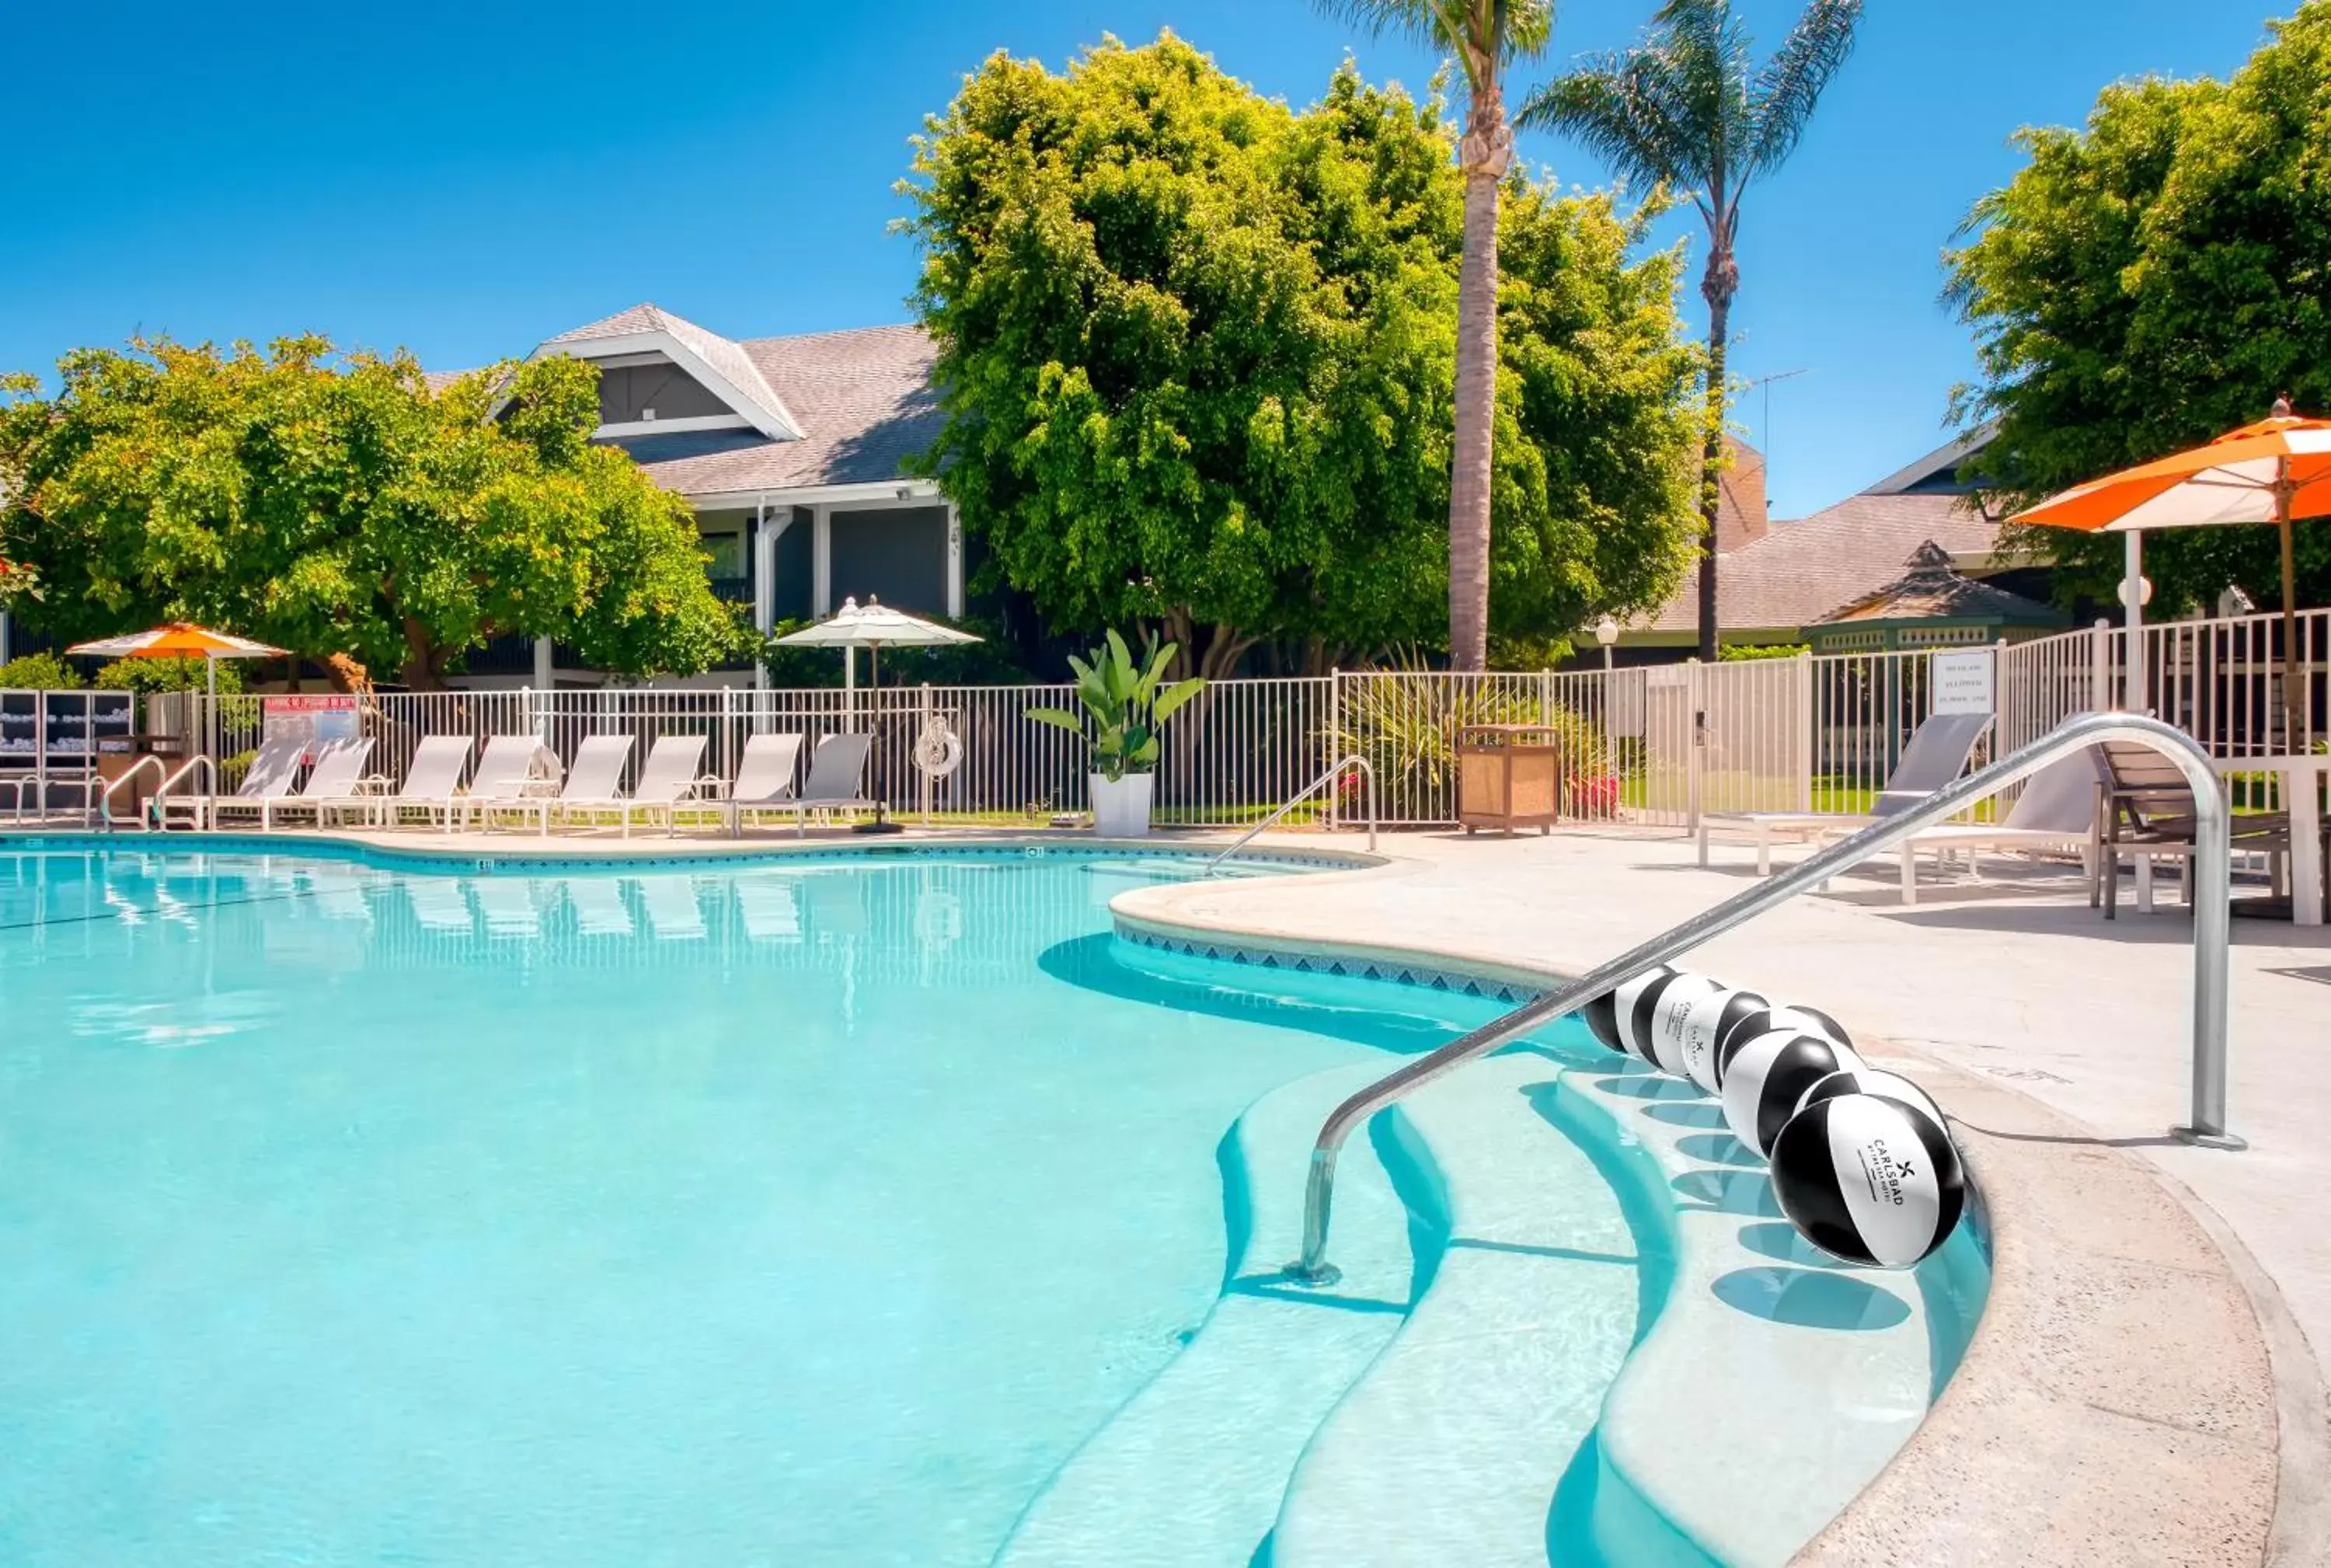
1717, 642, 1810, 661
0, 652, 85, 690
1029, 631, 1207, 781
92, 655, 246, 693
1328, 651, 1613, 819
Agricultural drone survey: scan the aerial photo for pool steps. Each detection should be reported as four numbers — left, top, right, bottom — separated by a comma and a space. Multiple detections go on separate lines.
1011, 931, 1970, 1568
991, 1061, 1419, 1568
1267, 1051, 1638, 1567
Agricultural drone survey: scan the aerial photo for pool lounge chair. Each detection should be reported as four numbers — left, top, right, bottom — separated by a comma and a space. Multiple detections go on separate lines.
556, 733, 713, 837
1852, 745, 2099, 904
484, 734, 632, 836
212, 737, 376, 832
328, 735, 472, 831
460, 734, 563, 832
159, 733, 308, 831
722, 733, 806, 837
735, 733, 877, 838
1698, 710, 1994, 874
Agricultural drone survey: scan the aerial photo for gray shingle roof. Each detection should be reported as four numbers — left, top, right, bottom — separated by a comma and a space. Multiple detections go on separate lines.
551, 302, 802, 441
607, 322, 940, 497
1818, 540, 2064, 626
1636, 490, 2005, 636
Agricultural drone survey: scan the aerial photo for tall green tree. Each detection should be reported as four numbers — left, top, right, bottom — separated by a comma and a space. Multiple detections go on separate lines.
1523, 0, 1862, 660
1318, 2, 1553, 671
1946, 2, 2331, 615
904, 35, 1699, 676
0, 338, 744, 687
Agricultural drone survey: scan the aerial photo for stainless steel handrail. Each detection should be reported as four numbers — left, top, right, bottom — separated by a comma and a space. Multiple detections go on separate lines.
98, 755, 169, 831
149, 754, 219, 831
1285, 713, 2236, 1287
1207, 754, 1377, 873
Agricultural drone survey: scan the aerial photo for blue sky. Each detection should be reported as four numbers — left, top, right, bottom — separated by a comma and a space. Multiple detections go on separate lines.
3, 1, 2279, 517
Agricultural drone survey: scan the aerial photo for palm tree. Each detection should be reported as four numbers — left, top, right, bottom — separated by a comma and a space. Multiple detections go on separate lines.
1521, 0, 1862, 661
1319, 2, 1553, 671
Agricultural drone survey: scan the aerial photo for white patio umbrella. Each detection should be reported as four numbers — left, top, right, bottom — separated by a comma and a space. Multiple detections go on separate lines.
773, 597, 982, 726
773, 598, 981, 832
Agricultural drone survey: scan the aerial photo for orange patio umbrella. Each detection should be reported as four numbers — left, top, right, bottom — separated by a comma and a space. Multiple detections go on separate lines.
2012, 399, 2328, 743
66, 622, 289, 700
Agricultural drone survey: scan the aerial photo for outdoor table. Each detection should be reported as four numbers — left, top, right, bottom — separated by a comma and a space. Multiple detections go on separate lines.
2216, 754, 2329, 927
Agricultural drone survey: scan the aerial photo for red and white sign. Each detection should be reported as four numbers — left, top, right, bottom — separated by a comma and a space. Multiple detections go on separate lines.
263, 694, 359, 758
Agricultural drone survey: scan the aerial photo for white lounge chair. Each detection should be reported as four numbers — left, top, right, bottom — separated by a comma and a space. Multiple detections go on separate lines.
331, 735, 472, 831
487, 733, 632, 835
723, 733, 807, 836
734, 873, 803, 942
472, 876, 545, 937
733, 733, 877, 837
214, 737, 376, 832
637, 875, 707, 939
1699, 711, 1994, 873
557, 733, 711, 837
404, 876, 476, 935
1862, 745, 2099, 904
461, 734, 562, 832
166, 734, 309, 831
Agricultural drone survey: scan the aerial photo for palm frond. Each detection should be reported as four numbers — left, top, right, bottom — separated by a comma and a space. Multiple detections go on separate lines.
1314, 0, 1554, 71
1746, 0, 1863, 178
1519, 51, 1703, 193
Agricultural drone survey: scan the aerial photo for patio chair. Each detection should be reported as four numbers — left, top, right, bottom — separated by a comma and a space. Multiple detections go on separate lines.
556, 733, 713, 838
737, 733, 877, 838
459, 734, 562, 832
159, 733, 308, 831
723, 733, 806, 837
486, 733, 632, 836
1698, 711, 1994, 874
213, 736, 376, 832
328, 735, 472, 831
2092, 739, 2312, 918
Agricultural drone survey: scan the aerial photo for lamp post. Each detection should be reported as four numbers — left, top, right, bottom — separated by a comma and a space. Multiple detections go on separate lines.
2118, 563, 2154, 712
1594, 615, 1619, 672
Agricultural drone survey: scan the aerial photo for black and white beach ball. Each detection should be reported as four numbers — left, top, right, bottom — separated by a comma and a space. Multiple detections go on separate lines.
1720, 1030, 1863, 1158
1640, 972, 1723, 1078
1678, 987, 1768, 1093
1605, 965, 1678, 1059
1769, 1092, 1966, 1268
1713, 1005, 1852, 1087
1796, 1065, 1945, 1129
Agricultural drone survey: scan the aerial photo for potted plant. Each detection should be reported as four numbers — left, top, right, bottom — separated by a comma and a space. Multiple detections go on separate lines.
1030, 631, 1206, 838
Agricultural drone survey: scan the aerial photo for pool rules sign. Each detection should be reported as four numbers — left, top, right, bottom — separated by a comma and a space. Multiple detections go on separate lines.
1931, 650, 1995, 716
263, 695, 359, 762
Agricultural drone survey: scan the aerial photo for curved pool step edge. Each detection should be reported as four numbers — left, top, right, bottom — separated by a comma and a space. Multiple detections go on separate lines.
989, 1061, 1426, 1568
1268, 1052, 1640, 1568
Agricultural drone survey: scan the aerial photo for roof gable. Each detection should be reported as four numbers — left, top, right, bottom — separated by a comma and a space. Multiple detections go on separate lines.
536, 302, 803, 441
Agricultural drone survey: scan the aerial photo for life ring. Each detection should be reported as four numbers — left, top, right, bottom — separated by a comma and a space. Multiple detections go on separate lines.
912, 716, 964, 778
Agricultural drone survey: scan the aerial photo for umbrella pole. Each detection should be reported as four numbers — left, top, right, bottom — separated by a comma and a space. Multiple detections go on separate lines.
2124, 531, 2146, 712
2279, 481, 2304, 749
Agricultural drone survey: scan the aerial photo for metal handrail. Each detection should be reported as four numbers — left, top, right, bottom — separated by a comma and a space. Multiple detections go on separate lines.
98, 754, 169, 831
1208, 754, 1377, 873
149, 754, 219, 831
1285, 713, 2235, 1287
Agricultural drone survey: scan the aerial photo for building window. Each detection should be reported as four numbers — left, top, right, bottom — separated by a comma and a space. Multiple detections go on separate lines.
828, 505, 949, 616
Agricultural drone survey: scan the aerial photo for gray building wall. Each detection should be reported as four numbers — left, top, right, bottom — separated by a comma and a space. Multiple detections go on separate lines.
597, 361, 732, 426
829, 505, 948, 616
774, 506, 816, 622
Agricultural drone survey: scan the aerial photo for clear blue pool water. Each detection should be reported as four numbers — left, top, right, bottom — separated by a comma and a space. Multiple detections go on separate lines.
0, 843, 1984, 1567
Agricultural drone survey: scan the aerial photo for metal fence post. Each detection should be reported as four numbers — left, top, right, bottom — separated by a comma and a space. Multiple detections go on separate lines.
2091, 618, 2113, 712
1328, 669, 1343, 831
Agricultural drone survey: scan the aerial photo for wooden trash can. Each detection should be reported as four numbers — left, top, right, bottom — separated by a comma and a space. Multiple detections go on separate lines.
1457, 723, 1564, 835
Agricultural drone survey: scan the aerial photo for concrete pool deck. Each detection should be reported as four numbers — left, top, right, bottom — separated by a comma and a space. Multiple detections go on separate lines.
24, 819, 2325, 1563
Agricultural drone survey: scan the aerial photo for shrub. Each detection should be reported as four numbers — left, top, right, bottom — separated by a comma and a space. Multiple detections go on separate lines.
93, 656, 245, 693
0, 652, 85, 689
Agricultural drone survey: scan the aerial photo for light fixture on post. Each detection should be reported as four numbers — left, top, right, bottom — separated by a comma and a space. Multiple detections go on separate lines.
1594, 615, 1620, 671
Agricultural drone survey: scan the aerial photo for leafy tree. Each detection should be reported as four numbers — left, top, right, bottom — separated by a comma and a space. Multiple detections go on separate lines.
1945, 4, 2331, 614
1319, 2, 1553, 671
1524, 0, 1864, 661
904, 35, 1699, 678
0, 338, 744, 688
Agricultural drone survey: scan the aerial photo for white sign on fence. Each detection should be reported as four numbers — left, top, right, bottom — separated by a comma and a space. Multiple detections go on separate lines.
1932, 650, 1996, 716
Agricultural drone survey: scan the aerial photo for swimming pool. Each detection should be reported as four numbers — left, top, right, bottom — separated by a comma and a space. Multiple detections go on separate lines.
0, 842, 1985, 1567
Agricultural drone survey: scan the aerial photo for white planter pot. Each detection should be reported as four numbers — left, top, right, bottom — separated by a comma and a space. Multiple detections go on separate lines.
1089, 772, 1155, 838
